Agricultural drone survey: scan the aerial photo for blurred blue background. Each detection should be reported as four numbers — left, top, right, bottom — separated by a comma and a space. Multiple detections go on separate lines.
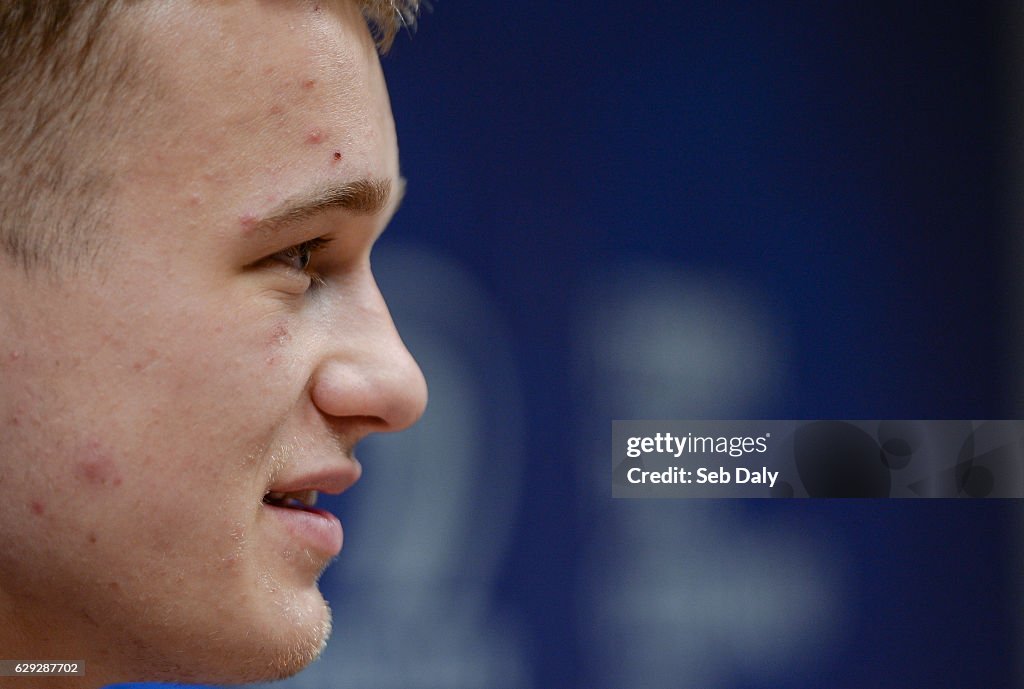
126, 1, 1022, 688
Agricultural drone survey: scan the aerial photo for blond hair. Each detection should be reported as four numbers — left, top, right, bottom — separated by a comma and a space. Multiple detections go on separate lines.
361, 0, 421, 51
0, 0, 420, 271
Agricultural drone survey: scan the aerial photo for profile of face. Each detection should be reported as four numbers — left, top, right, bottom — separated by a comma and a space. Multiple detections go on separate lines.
0, 1, 426, 685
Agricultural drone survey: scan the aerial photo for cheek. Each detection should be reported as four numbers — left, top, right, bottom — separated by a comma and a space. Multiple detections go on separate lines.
264, 321, 292, 366
0, 287, 314, 608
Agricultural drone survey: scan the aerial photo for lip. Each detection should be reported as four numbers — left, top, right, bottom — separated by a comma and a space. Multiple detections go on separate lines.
266, 461, 361, 496
262, 459, 360, 558
263, 501, 343, 557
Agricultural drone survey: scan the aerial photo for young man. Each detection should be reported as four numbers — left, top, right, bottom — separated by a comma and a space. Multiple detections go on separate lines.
0, 1, 428, 686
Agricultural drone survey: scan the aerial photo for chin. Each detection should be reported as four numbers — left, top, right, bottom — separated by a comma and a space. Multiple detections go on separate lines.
150, 592, 334, 686
245, 594, 334, 682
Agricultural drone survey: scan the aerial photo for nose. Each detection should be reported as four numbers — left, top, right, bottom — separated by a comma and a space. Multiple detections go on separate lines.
310, 270, 427, 433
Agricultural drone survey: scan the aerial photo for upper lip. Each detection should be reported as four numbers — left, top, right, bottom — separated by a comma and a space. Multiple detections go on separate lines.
266, 458, 362, 496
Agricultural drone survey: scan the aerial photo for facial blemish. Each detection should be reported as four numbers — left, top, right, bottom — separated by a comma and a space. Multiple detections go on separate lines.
268, 323, 291, 347
188, 193, 201, 206
76, 459, 118, 486
74, 441, 122, 488
239, 212, 259, 232
302, 78, 316, 90
30, 500, 44, 516
305, 128, 326, 145
88, 533, 97, 544
8, 350, 19, 361
130, 347, 159, 374
333, 150, 342, 162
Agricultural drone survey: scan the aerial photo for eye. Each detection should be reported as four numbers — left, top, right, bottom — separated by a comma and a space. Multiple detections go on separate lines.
270, 236, 333, 276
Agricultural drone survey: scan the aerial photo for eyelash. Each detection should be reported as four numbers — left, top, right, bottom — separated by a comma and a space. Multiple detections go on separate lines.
273, 236, 334, 283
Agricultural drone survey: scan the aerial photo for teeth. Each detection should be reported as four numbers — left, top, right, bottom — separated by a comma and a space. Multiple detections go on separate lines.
263, 490, 317, 507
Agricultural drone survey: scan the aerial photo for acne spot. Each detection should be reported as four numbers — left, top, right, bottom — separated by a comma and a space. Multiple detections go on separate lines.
130, 347, 160, 374
188, 193, 202, 207
74, 442, 122, 488
239, 212, 259, 232
8, 350, 19, 361
302, 78, 316, 90
9, 415, 19, 427
268, 103, 284, 117
30, 500, 44, 516
77, 459, 118, 486
333, 150, 342, 162
88, 533, 97, 544
108, 581, 119, 591
305, 128, 326, 145
313, 3, 321, 12
268, 323, 291, 347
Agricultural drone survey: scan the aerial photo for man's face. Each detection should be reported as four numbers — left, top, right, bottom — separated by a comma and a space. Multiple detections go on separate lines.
0, 0, 426, 684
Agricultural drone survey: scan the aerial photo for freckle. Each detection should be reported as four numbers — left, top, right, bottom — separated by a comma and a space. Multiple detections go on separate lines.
88, 533, 97, 544
302, 78, 316, 89
305, 128, 326, 145
269, 103, 284, 116
9, 415, 19, 427
109, 581, 119, 591
30, 500, 44, 516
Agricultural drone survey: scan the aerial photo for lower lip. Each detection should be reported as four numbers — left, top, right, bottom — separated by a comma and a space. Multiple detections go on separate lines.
263, 503, 343, 557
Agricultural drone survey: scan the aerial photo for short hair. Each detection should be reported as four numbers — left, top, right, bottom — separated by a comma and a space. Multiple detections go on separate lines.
362, 0, 421, 52
0, 0, 420, 272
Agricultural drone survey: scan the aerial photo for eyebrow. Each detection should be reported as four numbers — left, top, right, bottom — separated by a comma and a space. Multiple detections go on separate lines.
249, 177, 403, 235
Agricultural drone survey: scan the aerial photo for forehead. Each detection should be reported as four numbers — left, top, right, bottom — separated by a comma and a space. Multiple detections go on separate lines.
117, 0, 398, 226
